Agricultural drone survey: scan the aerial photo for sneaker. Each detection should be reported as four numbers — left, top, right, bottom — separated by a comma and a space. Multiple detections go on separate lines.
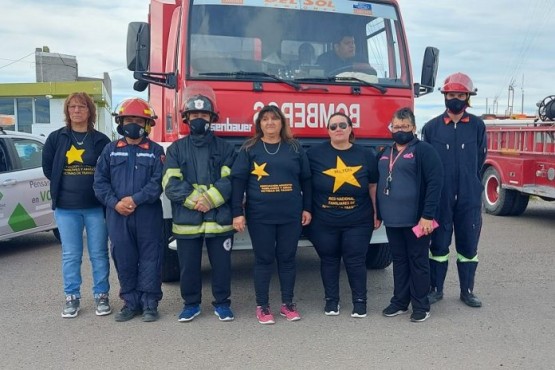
324, 300, 340, 316
115, 306, 142, 322
214, 305, 235, 321
460, 291, 482, 308
410, 311, 431, 322
280, 303, 301, 321
428, 290, 444, 304
351, 301, 367, 318
142, 308, 159, 322
382, 304, 408, 317
61, 295, 80, 318
178, 305, 201, 322
256, 306, 275, 325
94, 294, 112, 316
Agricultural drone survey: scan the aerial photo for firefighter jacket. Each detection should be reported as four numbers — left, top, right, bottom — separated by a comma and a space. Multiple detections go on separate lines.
93, 138, 164, 210
421, 111, 487, 209
162, 132, 236, 239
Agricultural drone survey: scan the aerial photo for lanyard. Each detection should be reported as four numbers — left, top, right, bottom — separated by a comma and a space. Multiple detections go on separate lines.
384, 145, 406, 195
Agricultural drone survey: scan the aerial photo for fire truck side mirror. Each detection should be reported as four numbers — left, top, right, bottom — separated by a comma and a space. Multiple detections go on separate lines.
415, 46, 439, 97
127, 22, 151, 72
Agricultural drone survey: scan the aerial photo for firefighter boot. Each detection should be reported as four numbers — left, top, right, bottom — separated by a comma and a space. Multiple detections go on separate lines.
457, 261, 481, 307
428, 260, 448, 304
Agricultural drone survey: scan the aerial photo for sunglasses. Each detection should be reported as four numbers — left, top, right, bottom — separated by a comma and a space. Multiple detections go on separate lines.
328, 122, 349, 131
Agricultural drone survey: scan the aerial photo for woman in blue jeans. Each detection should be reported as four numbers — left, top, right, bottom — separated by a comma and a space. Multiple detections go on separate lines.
42, 92, 111, 318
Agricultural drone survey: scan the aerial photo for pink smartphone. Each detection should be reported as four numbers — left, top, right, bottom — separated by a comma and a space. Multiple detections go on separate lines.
412, 220, 439, 238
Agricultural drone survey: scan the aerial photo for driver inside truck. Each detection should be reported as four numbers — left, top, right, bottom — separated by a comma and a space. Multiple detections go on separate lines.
316, 32, 376, 76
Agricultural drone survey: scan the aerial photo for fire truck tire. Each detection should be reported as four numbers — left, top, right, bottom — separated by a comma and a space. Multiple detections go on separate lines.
509, 193, 529, 216
365, 243, 392, 270
161, 219, 180, 282
52, 228, 61, 242
482, 166, 515, 216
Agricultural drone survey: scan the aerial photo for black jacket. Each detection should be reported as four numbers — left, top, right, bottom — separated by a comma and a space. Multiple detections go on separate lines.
376, 139, 444, 223
42, 127, 110, 209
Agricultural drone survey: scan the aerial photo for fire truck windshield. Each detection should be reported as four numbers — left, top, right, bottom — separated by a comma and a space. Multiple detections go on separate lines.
189, 0, 410, 88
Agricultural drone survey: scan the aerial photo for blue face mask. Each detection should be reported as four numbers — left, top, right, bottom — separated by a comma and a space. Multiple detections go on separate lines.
445, 98, 467, 114
119, 122, 145, 139
189, 118, 211, 136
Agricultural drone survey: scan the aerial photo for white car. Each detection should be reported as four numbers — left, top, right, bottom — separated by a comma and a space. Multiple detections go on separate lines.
0, 128, 58, 241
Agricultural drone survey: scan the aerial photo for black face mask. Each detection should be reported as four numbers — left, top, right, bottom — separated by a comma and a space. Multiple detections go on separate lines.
392, 131, 414, 145
119, 122, 145, 140
445, 98, 467, 114
189, 118, 211, 136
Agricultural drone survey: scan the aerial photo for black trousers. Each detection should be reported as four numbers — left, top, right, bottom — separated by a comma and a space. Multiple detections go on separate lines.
386, 226, 430, 313
309, 218, 372, 304
247, 221, 302, 307
176, 235, 233, 308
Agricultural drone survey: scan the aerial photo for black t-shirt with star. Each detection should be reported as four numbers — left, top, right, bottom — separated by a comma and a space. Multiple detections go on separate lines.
57, 132, 102, 209
307, 141, 378, 226
231, 140, 311, 224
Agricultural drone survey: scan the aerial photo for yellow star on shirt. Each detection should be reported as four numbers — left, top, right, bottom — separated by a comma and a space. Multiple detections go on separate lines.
251, 162, 269, 181
323, 156, 362, 193
66, 145, 85, 164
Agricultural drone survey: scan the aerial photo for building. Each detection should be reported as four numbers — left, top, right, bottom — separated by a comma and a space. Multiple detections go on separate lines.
0, 47, 114, 138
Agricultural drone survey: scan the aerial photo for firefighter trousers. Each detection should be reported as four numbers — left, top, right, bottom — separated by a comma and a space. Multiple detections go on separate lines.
107, 204, 164, 311
430, 205, 482, 293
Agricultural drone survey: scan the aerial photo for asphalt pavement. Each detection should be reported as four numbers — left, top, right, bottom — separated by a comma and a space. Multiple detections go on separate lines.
0, 201, 554, 369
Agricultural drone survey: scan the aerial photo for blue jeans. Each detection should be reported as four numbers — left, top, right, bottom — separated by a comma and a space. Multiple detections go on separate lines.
55, 207, 110, 298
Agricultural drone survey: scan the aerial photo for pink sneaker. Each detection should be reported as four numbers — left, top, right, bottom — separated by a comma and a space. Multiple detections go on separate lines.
280, 303, 301, 321
256, 306, 275, 325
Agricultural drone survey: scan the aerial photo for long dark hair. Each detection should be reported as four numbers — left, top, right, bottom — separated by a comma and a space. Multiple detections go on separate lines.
64, 92, 97, 131
327, 112, 355, 143
242, 105, 299, 151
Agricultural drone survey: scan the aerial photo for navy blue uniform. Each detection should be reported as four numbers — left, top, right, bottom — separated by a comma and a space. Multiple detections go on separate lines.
94, 138, 165, 311
421, 111, 487, 294
307, 142, 377, 306
377, 138, 443, 314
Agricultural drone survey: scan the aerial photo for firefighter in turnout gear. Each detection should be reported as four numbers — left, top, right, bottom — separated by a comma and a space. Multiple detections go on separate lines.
162, 85, 236, 322
94, 98, 165, 322
421, 73, 487, 308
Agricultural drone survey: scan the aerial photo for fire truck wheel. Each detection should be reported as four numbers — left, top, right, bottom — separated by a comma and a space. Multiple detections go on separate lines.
509, 193, 529, 216
52, 228, 61, 242
161, 219, 180, 282
482, 166, 515, 216
365, 243, 392, 270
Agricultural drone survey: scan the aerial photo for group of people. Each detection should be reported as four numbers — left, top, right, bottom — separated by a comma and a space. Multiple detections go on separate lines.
43, 71, 486, 324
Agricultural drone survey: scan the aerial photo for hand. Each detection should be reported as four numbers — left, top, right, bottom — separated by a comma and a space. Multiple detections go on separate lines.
115, 200, 134, 216
194, 194, 212, 213
418, 218, 434, 236
233, 216, 246, 232
373, 215, 382, 230
301, 211, 312, 226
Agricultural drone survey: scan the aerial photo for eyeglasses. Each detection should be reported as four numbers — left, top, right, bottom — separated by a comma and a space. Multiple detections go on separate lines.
68, 105, 88, 111
389, 124, 413, 132
328, 122, 349, 131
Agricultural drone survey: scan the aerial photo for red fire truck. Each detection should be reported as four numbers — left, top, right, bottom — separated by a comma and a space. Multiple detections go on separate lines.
482, 95, 555, 216
126, 0, 439, 281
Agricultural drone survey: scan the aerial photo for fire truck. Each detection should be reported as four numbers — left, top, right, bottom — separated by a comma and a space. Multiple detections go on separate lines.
482, 95, 555, 216
126, 0, 439, 281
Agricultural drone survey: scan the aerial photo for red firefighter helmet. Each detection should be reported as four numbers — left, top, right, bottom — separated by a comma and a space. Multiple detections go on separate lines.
114, 98, 157, 125
440, 72, 477, 95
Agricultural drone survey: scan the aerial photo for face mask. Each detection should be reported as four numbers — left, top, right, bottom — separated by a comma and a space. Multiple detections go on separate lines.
392, 131, 414, 145
120, 122, 145, 140
189, 118, 211, 136
445, 98, 467, 114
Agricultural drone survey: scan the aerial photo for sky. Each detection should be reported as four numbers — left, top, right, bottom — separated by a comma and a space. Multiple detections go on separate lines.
1, 0, 553, 127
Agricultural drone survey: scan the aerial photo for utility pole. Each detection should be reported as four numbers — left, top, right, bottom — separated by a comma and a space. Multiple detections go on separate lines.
521, 74, 525, 114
